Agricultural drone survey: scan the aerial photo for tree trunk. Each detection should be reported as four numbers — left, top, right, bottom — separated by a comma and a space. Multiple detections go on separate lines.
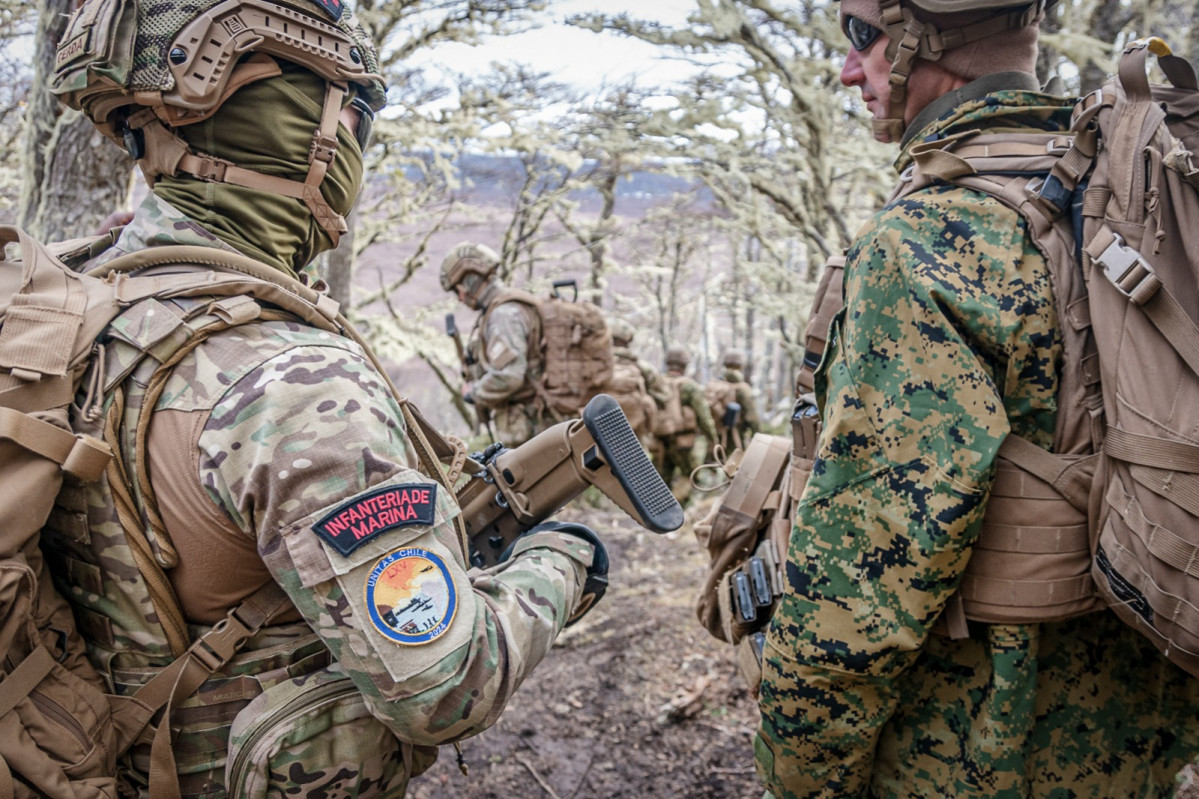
21, 0, 134, 242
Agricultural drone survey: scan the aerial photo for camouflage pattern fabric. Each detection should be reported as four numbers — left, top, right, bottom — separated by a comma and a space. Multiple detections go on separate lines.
50, 194, 595, 797
470, 288, 544, 445
755, 87, 1199, 797
615, 347, 673, 410
708, 368, 760, 449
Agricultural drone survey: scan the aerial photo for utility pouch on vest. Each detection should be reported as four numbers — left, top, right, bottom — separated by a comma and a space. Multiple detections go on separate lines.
226, 666, 412, 798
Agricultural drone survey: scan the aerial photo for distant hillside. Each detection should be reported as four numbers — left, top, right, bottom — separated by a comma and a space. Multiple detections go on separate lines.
400, 151, 712, 213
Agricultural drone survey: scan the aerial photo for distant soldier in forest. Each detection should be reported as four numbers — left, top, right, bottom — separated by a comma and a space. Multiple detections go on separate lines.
441, 242, 546, 446
704, 348, 760, 453
606, 318, 672, 442
652, 345, 717, 504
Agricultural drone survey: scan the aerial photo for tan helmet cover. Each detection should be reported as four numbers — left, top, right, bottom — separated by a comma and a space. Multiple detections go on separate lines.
440, 242, 500, 292
610, 319, 635, 347
722, 349, 746, 369
665, 345, 690, 368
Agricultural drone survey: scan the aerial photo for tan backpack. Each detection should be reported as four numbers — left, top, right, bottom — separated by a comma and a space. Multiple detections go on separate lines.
605, 357, 654, 435
0, 227, 461, 796
651, 375, 687, 438
484, 280, 614, 420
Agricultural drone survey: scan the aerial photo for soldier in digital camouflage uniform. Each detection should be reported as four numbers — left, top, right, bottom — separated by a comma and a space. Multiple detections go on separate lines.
654, 346, 717, 505
441, 243, 546, 446
705, 348, 761, 452
755, 0, 1199, 796
46, 2, 606, 796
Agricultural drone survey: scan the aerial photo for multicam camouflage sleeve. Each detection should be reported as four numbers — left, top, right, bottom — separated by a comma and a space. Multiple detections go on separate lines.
754, 187, 1060, 797
680, 379, 718, 443
472, 302, 533, 407
192, 321, 592, 743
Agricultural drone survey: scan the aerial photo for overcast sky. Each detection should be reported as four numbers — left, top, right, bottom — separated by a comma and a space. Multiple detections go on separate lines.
408, 1, 701, 95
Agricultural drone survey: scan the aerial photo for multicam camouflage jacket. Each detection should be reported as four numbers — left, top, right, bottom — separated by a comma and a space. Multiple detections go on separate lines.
665, 372, 717, 445
755, 83, 1199, 798
614, 347, 673, 410
45, 193, 595, 798
469, 285, 542, 409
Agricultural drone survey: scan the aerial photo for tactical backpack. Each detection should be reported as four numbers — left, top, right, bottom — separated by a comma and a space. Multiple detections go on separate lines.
651, 375, 688, 439
605, 356, 654, 436
481, 280, 614, 420
0, 227, 460, 796
704, 378, 748, 452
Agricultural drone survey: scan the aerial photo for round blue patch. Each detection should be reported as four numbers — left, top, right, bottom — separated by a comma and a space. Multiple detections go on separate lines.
364, 548, 457, 645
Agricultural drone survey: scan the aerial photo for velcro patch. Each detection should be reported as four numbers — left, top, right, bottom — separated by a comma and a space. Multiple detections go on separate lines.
364, 548, 457, 645
314, 484, 437, 556
310, 0, 344, 20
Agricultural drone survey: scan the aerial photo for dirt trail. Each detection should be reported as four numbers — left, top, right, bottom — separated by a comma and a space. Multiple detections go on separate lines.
408, 500, 763, 799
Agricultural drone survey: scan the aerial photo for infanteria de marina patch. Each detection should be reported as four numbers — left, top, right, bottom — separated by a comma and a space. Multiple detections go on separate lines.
364, 548, 457, 645
314, 484, 437, 556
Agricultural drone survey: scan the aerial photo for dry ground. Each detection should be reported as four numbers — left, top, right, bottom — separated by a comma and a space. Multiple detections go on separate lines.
407, 499, 764, 799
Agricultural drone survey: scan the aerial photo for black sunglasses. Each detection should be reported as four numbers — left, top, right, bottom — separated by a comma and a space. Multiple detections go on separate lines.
845, 15, 884, 52
349, 95, 375, 151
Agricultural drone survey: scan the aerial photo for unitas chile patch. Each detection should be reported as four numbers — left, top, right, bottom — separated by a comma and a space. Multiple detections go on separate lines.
364, 548, 457, 645
314, 484, 437, 556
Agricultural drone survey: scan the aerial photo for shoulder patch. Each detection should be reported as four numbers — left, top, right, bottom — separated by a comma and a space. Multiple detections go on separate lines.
310, 0, 344, 20
314, 484, 437, 556
364, 548, 457, 645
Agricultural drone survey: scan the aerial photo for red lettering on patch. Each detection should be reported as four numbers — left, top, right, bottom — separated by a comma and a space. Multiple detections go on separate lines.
314, 483, 438, 557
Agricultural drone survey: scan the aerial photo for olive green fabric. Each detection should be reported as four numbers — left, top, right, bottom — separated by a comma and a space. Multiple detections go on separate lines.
153, 64, 362, 277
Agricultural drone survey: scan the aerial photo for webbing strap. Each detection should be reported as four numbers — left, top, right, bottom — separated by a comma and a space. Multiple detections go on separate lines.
1103, 539, 1199, 640
960, 572, 1096, 606
1107, 479, 1199, 579
1130, 464, 1199, 518
399, 402, 470, 555
0, 407, 111, 481
0, 645, 54, 720
997, 435, 1091, 512
973, 521, 1089, 554
1105, 428, 1199, 473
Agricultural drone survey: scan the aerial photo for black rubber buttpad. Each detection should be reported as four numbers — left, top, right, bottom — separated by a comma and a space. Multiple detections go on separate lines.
582, 394, 684, 533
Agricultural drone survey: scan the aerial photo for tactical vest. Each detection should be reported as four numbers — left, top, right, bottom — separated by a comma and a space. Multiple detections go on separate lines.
474, 287, 544, 404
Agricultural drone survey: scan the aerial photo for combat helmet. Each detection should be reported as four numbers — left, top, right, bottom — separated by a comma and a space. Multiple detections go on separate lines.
609, 319, 635, 348
840, 0, 1050, 141
51, 0, 387, 245
665, 346, 690, 369
440, 242, 501, 292
722, 349, 746, 370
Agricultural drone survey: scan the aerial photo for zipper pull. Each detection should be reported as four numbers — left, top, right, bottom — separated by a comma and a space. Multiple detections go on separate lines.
453, 741, 469, 776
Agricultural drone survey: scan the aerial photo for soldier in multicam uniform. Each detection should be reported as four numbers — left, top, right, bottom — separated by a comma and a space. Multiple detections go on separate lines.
441, 243, 545, 446
705, 348, 761, 452
47, 2, 606, 796
654, 346, 717, 505
755, 0, 1199, 796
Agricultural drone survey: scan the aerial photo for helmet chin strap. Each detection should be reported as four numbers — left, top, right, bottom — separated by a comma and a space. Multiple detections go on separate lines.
127, 80, 351, 246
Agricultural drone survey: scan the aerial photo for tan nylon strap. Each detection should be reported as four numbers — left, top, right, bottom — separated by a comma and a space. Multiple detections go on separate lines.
973, 521, 1089, 554
997, 435, 1091, 512
0, 645, 54, 720
1107, 479, 1199, 579
1130, 464, 1199, 518
938, 593, 971, 640
1143, 283, 1199, 378
1104, 428, 1199, 473
0, 406, 111, 481
1104, 540, 1199, 640
399, 401, 470, 555
959, 572, 1095, 606
0, 372, 75, 415
0, 754, 11, 799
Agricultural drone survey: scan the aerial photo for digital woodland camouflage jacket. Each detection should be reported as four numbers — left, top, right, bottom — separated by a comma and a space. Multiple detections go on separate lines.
755, 85, 1199, 798
48, 193, 594, 797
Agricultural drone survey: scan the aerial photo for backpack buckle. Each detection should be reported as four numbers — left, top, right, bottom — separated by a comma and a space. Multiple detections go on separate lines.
1094, 233, 1162, 304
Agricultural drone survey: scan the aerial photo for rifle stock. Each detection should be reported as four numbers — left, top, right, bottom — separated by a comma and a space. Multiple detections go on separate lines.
457, 394, 684, 567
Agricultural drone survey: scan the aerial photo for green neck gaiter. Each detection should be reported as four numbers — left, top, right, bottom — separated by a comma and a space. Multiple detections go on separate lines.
153, 63, 363, 277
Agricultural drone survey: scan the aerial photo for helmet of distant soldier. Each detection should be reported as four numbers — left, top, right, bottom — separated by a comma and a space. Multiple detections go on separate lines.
440, 242, 501, 293
50, 0, 387, 245
721, 349, 746, 370
609, 319, 635, 348
665, 346, 690, 369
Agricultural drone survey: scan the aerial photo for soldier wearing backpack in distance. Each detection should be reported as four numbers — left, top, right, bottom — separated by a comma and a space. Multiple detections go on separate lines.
704, 348, 760, 453
607, 318, 673, 443
44, 2, 608, 796
652, 346, 718, 506
441, 242, 546, 446
756, 1, 1199, 796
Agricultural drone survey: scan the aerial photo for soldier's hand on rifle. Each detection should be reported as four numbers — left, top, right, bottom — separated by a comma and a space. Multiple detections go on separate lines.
500, 521, 608, 626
